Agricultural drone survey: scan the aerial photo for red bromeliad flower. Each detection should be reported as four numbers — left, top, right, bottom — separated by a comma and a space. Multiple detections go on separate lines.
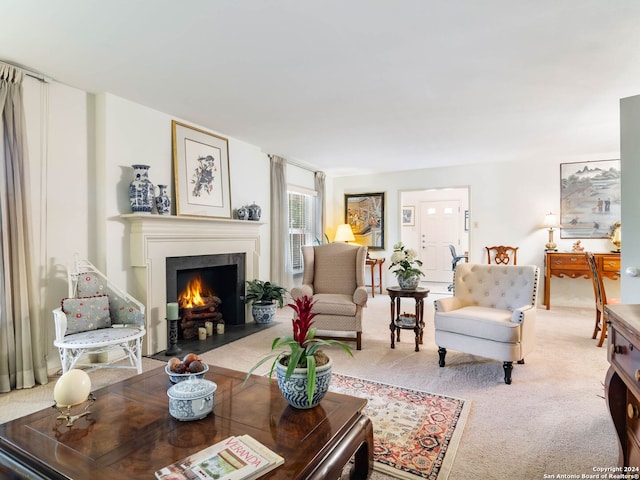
289, 295, 317, 347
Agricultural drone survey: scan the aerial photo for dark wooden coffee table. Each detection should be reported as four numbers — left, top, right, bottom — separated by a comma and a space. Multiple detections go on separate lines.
0, 365, 373, 479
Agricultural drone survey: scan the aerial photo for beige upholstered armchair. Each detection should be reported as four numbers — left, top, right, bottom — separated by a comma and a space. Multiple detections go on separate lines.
290, 243, 368, 350
433, 263, 540, 384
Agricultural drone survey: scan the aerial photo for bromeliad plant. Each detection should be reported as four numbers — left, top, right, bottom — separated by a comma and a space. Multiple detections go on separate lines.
389, 242, 424, 279
244, 295, 353, 405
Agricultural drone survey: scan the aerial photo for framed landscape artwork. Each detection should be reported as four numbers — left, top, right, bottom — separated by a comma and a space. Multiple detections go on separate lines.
345, 192, 385, 250
172, 120, 232, 218
560, 159, 621, 239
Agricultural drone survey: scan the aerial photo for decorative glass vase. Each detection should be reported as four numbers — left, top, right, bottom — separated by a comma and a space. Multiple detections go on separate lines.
129, 164, 154, 213
155, 184, 171, 215
397, 274, 420, 290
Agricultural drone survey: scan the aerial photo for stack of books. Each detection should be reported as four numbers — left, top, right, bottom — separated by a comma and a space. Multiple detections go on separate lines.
155, 435, 284, 480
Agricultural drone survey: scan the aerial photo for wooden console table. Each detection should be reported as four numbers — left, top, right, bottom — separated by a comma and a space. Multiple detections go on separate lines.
0, 366, 373, 479
544, 251, 620, 309
366, 257, 385, 297
605, 304, 640, 467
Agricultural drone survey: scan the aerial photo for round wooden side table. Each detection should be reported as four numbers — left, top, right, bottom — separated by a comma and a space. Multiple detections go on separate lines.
386, 286, 430, 352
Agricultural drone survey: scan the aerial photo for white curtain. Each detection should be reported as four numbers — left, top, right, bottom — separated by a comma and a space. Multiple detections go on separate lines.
0, 63, 48, 391
314, 171, 326, 243
270, 155, 293, 289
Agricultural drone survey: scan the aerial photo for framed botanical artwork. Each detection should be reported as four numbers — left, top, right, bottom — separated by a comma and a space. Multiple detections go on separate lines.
560, 159, 621, 239
344, 192, 385, 250
172, 120, 231, 218
402, 206, 415, 226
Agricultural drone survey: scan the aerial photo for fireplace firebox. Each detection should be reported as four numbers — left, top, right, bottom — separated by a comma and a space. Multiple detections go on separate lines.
166, 253, 246, 342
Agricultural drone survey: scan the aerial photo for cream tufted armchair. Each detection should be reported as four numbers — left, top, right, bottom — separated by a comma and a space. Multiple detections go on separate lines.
291, 243, 368, 350
433, 263, 540, 384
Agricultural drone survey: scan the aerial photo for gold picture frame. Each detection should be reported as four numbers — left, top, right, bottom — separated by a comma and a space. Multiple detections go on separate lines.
172, 120, 231, 218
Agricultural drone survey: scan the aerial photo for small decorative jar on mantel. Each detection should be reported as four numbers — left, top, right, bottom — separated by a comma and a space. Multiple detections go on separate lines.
155, 184, 171, 215
129, 164, 154, 213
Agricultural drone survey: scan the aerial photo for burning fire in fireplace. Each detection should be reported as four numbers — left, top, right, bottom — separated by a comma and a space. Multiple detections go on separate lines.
178, 275, 223, 339
179, 275, 213, 309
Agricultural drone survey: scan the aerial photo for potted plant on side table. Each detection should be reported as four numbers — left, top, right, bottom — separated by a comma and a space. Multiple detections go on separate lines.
245, 295, 353, 409
389, 241, 424, 290
245, 279, 288, 324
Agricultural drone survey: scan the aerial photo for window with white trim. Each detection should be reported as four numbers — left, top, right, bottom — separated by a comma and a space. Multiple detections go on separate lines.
288, 188, 316, 273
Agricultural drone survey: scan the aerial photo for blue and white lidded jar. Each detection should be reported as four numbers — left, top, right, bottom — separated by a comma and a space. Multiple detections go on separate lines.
248, 202, 261, 221
155, 184, 171, 215
129, 164, 154, 213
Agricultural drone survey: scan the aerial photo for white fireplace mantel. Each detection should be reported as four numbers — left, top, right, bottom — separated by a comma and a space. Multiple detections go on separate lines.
122, 214, 264, 355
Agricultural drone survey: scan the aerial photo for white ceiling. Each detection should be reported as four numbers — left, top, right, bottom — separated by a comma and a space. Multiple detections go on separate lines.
2, 1, 640, 176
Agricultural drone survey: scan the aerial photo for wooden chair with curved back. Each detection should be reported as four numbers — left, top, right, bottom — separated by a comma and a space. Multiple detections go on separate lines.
486, 245, 518, 265
585, 251, 620, 347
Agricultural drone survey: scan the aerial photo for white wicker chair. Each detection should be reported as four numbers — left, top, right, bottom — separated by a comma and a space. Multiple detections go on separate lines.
52, 256, 146, 374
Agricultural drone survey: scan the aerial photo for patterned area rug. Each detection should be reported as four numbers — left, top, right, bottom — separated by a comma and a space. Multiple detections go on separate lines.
329, 374, 470, 480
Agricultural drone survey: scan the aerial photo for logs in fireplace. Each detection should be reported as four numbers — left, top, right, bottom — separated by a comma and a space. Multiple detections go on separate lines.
180, 295, 223, 339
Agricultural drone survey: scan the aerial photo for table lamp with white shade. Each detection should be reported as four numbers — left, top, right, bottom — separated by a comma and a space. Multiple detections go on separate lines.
334, 224, 356, 243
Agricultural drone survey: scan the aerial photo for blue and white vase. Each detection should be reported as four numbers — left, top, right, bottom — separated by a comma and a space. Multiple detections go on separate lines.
129, 164, 154, 213
155, 184, 171, 215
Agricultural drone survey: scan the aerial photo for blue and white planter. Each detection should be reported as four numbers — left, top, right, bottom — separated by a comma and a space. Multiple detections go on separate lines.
397, 274, 420, 290
252, 302, 277, 324
276, 357, 333, 409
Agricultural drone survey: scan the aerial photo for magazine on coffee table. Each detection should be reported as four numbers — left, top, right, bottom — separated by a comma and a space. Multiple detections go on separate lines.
155, 434, 284, 480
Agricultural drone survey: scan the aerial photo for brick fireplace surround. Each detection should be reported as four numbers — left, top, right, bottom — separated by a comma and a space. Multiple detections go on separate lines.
122, 214, 264, 355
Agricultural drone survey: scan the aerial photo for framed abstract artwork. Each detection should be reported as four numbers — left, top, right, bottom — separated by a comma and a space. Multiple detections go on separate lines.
172, 120, 231, 218
344, 192, 385, 250
560, 159, 620, 239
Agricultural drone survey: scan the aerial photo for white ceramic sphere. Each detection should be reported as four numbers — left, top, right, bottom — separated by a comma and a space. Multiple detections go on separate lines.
54, 369, 92, 407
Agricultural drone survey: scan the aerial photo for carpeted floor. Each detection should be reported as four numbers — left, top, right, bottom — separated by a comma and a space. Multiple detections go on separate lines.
0, 289, 619, 479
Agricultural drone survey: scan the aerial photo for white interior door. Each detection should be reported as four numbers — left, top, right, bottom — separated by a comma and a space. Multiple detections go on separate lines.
420, 200, 461, 282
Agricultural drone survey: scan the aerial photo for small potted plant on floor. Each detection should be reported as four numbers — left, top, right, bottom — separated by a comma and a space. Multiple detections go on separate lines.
245, 295, 353, 408
245, 279, 288, 324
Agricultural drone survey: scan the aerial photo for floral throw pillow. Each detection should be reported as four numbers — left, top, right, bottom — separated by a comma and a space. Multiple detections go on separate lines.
61, 295, 111, 335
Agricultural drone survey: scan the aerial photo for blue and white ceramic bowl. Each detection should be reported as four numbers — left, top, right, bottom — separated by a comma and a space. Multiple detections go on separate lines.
165, 362, 209, 384
167, 376, 217, 421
